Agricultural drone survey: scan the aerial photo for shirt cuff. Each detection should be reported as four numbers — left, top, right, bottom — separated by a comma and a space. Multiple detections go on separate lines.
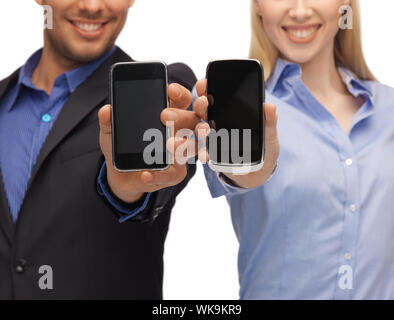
97, 161, 152, 223
207, 161, 279, 196
202, 163, 250, 197
217, 172, 251, 194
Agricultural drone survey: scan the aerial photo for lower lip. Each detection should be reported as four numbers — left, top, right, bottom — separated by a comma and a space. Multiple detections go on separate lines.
71, 22, 107, 39
283, 25, 321, 44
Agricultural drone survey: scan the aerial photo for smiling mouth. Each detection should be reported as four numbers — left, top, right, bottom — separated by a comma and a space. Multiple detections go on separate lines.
73, 22, 104, 31
69, 20, 109, 38
282, 24, 322, 42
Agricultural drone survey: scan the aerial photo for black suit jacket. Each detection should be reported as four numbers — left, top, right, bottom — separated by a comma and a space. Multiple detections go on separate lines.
0, 47, 196, 299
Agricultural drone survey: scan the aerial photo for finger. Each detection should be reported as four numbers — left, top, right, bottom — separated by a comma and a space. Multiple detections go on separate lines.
161, 108, 201, 131
168, 83, 193, 109
140, 170, 176, 189
147, 163, 187, 185
263, 103, 280, 168
98, 104, 112, 135
167, 136, 197, 164
196, 79, 207, 97
193, 96, 209, 120
194, 122, 210, 163
167, 136, 186, 154
195, 122, 210, 139
140, 171, 154, 184
264, 103, 278, 145
198, 149, 210, 164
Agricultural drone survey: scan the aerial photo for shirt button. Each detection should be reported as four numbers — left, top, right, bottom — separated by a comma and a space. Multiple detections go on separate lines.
42, 113, 52, 123
349, 204, 357, 212
344, 253, 352, 261
15, 258, 27, 273
345, 158, 353, 166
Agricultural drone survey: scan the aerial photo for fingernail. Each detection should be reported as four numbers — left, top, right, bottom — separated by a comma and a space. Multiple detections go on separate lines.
142, 171, 153, 183
171, 85, 181, 98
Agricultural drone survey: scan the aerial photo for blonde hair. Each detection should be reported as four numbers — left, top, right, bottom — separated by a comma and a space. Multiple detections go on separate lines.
249, 0, 376, 81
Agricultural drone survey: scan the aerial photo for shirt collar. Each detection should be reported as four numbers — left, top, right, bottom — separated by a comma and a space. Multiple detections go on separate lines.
266, 57, 375, 102
65, 45, 116, 93
7, 46, 116, 112
266, 57, 301, 94
18, 49, 42, 90
3, 49, 44, 112
336, 66, 374, 101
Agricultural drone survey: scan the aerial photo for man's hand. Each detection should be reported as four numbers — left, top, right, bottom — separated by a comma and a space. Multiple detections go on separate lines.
98, 83, 199, 203
193, 79, 280, 189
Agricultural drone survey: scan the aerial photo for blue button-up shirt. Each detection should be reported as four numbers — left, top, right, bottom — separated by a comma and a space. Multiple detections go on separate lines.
0, 46, 144, 222
204, 58, 394, 299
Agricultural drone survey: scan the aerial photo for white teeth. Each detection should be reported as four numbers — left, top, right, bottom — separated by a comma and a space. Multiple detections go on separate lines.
286, 27, 318, 39
75, 22, 102, 32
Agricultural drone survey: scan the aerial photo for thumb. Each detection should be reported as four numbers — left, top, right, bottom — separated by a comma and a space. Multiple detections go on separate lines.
264, 103, 278, 145
263, 102, 280, 170
98, 104, 112, 135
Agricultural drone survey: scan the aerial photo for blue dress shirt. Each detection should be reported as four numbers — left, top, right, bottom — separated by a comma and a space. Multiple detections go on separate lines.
203, 58, 394, 299
0, 46, 147, 222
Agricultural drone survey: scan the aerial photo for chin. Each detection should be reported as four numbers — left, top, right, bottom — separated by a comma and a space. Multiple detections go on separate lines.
66, 43, 111, 63
281, 50, 317, 65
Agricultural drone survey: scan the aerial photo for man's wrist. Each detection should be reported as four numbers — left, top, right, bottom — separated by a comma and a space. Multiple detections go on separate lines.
107, 177, 145, 204
105, 165, 144, 204
97, 161, 152, 218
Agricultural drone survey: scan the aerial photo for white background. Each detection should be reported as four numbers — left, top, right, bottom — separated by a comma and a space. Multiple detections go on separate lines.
0, 0, 393, 299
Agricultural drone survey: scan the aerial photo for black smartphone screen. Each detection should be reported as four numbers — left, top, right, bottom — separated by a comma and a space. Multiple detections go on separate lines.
206, 59, 264, 165
111, 62, 168, 171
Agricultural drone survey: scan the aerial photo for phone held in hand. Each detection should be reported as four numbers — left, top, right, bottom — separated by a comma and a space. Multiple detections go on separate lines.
206, 59, 265, 174
110, 61, 170, 172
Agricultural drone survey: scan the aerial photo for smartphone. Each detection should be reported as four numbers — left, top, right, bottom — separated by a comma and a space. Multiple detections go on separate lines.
206, 59, 265, 174
110, 61, 170, 172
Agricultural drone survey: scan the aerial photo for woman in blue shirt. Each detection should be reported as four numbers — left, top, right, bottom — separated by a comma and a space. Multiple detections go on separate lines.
192, 0, 394, 299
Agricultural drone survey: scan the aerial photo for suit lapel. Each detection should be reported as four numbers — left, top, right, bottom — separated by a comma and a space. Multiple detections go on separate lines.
0, 69, 20, 244
0, 174, 14, 245
0, 48, 131, 243
0, 170, 14, 246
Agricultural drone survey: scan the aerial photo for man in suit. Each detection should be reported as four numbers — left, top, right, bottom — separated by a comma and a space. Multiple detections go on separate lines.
0, 0, 199, 299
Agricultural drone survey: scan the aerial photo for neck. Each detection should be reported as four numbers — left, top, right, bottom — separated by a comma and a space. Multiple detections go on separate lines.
31, 40, 82, 95
299, 43, 347, 98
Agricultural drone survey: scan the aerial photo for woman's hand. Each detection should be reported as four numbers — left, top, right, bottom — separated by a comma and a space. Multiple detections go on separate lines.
193, 79, 280, 189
